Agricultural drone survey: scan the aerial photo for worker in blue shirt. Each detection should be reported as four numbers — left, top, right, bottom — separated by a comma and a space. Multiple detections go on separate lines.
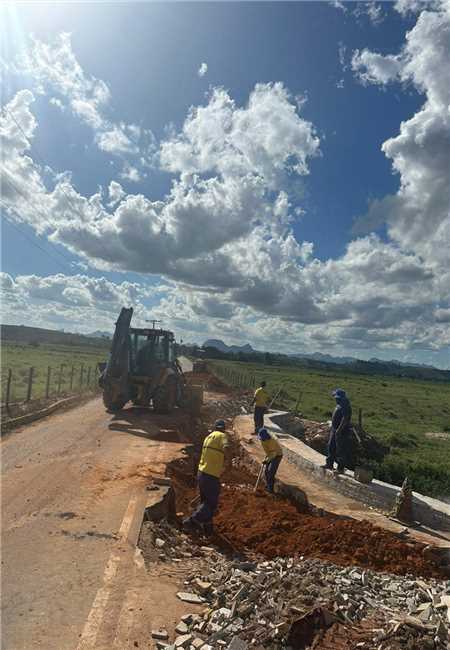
323, 388, 352, 474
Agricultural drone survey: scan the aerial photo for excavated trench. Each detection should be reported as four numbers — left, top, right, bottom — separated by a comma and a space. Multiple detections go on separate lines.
165, 434, 446, 579
156, 372, 447, 578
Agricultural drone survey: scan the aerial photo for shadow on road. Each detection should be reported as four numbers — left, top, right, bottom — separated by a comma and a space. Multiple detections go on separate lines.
107, 406, 192, 444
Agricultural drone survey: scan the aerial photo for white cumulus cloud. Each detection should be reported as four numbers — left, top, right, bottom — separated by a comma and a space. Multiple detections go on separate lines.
352, 0, 450, 274
198, 62, 208, 77
19, 33, 155, 165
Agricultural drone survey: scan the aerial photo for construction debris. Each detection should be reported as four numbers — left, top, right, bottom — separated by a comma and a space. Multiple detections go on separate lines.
142, 520, 450, 649
300, 418, 389, 468
201, 395, 252, 426
177, 592, 205, 605
140, 371, 449, 649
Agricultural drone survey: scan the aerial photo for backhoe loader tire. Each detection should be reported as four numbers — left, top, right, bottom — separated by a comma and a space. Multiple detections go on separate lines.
103, 387, 127, 412
153, 379, 176, 414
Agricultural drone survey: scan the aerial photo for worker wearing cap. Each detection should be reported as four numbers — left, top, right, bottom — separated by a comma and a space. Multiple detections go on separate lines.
258, 427, 283, 493
323, 388, 352, 474
183, 419, 229, 535
251, 381, 270, 433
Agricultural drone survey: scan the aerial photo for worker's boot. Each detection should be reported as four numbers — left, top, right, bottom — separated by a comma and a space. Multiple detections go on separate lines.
203, 522, 214, 536
182, 517, 202, 533
334, 466, 345, 475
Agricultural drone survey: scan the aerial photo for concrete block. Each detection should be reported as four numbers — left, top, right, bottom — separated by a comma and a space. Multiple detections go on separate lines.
177, 592, 204, 604
175, 622, 189, 634
174, 634, 193, 648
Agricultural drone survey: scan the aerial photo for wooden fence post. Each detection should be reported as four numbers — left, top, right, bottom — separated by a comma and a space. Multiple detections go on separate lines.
57, 364, 64, 395
87, 366, 91, 387
26, 367, 34, 402
79, 364, 84, 390
5, 368, 12, 412
70, 366, 75, 391
45, 366, 52, 398
358, 408, 363, 429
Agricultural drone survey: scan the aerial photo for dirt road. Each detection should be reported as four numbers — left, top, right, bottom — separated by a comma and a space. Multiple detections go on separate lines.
1, 397, 191, 650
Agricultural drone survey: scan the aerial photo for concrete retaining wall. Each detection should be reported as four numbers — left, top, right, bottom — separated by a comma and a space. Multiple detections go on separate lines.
266, 411, 450, 533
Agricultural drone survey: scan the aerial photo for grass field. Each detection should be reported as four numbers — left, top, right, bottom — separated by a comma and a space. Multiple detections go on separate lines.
209, 359, 450, 500
1, 341, 109, 403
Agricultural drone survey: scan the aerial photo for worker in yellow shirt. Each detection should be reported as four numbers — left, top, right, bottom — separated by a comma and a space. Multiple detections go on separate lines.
251, 380, 270, 433
183, 419, 229, 535
257, 427, 283, 493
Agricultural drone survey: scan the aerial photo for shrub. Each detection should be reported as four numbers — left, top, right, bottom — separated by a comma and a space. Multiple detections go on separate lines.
388, 433, 418, 449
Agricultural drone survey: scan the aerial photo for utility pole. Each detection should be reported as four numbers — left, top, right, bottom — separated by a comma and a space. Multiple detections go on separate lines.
146, 319, 162, 329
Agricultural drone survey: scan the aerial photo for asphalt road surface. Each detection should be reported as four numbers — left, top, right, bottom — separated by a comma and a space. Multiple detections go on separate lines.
1, 397, 190, 649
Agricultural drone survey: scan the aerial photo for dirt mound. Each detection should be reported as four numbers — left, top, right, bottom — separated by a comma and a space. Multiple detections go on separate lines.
169, 451, 444, 577
214, 486, 443, 577
184, 371, 233, 394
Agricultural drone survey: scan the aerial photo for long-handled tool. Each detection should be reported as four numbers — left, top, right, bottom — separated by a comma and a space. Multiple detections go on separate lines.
268, 383, 285, 410
254, 462, 265, 492
190, 494, 201, 507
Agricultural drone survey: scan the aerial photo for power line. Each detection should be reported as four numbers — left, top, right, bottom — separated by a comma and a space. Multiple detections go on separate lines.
0, 200, 74, 274
0, 170, 77, 268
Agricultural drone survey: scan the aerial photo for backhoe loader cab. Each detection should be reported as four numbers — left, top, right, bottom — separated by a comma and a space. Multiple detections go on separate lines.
99, 307, 186, 413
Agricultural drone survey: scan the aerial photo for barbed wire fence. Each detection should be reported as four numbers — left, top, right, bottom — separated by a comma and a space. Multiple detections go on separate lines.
1, 363, 101, 414
206, 361, 257, 390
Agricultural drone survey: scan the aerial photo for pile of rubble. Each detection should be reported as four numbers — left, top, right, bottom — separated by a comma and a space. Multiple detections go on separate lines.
298, 420, 331, 453
142, 522, 450, 649
300, 419, 389, 467
201, 395, 252, 426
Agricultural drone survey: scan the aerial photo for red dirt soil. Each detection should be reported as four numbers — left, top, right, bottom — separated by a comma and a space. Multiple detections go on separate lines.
214, 486, 444, 578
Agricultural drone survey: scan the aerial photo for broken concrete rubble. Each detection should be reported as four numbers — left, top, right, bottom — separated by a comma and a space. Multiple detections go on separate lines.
176, 592, 204, 605
173, 634, 193, 648
144, 521, 450, 649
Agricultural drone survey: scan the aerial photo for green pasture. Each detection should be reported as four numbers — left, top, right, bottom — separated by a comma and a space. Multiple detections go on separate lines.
209, 359, 450, 499
1, 341, 109, 402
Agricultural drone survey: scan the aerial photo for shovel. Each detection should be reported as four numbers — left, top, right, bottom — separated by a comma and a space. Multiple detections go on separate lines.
254, 462, 265, 492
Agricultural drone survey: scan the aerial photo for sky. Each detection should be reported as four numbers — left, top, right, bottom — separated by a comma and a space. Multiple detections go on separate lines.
1, 0, 449, 368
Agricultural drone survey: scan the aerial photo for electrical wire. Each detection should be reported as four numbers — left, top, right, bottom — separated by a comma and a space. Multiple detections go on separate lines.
0, 170, 77, 268
0, 200, 74, 274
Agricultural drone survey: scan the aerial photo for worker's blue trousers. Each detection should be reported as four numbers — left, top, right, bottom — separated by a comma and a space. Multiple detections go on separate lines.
326, 429, 348, 470
192, 471, 221, 524
265, 456, 282, 493
254, 406, 266, 432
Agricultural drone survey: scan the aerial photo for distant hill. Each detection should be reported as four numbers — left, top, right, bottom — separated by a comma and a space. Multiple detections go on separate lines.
198, 338, 449, 381
368, 357, 436, 370
293, 352, 445, 373
292, 352, 355, 364
1, 324, 111, 348
87, 330, 111, 339
203, 339, 255, 354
